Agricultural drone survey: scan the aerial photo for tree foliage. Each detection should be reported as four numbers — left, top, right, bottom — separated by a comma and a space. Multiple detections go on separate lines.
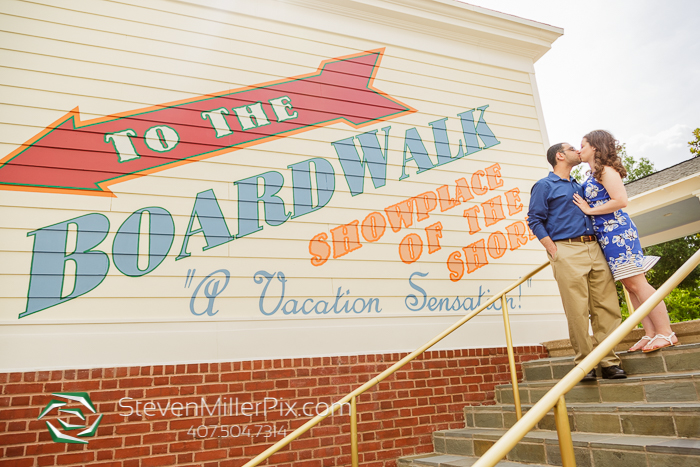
663, 287, 700, 323
570, 164, 584, 183
689, 128, 700, 157
620, 144, 654, 182
644, 234, 700, 289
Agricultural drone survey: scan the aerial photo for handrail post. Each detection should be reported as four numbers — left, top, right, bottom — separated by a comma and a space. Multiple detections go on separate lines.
351, 396, 358, 467
553, 395, 576, 467
501, 295, 522, 420
623, 285, 635, 313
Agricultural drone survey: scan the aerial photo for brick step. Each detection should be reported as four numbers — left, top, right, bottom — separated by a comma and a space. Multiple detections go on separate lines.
464, 402, 700, 438
427, 426, 700, 467
496, 372, 700, 405
522, 343, 700, 383
398, 453, 549, 467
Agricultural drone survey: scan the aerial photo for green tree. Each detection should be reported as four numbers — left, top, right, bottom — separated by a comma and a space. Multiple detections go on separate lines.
620, 144, 654, 182
570, 164, 584, 183
689, 128, 700, 156
644, 234, 700, 289
662, 287, 700, 323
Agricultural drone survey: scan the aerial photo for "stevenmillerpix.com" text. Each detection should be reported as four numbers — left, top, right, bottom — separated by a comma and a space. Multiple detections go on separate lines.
118, 396, 350, 418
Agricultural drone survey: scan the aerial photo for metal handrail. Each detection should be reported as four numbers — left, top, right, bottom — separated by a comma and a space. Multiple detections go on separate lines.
473, 248, 700, 467
242, 261, 551, 467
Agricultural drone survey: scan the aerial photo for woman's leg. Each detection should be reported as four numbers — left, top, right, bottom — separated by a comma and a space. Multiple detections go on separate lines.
621, 274, 677, 350
624, 288, 656, 351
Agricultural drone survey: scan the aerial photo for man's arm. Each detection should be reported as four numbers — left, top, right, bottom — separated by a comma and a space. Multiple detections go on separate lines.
526, 181, 556, 257
527, 181, 558, 256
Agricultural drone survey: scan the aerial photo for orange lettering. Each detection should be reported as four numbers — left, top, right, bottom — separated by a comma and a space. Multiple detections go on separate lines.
384, 198, 415, 233
470, 170, 487, 195
309, 232, 331, 266
481, 195, 505, 227
487, 231, 508, 259
463, 206, 481, 235
485, 163, 504, 190
413, 191, 438, 221
504, 188, 523, 216
425, 222, 443, 254
436, 184, 459, 212
447, 251, 464, 282
399, 233, 423, 264
505, 221, 529, 251
361, 212, 386, 243
330, 220, 362, 258
454, 177, 474, 203
463, 239, 488, 274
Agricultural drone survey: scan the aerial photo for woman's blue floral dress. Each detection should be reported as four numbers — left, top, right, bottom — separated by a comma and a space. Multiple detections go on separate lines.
582, 175, 659, 281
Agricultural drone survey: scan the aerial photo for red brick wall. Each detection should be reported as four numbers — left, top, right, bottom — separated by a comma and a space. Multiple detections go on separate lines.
0, 346, 547, 467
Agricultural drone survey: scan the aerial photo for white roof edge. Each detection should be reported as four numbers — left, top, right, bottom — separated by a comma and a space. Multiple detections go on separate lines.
294, 0, 565, 61
344, 0, 565, 41
433, 0, 564, 34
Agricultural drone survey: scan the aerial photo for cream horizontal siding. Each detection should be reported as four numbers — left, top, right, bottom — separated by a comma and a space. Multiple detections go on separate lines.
0, 0, 567, 370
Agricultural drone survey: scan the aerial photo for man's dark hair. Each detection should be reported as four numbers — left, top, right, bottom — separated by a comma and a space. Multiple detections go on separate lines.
546, 143, 566, 168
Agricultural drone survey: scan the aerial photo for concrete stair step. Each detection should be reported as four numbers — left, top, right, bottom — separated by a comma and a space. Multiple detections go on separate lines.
496, 372, 700, 405
398, 453, 548, 467
430, 426, 700, 467
522, 343, 700, 383
465, 402, 700, 438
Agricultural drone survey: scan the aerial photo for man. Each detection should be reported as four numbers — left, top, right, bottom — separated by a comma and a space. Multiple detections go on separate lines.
527, 143, 626, 381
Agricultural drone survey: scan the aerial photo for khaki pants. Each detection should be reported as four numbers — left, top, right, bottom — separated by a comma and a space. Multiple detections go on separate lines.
548, 241, 622, 367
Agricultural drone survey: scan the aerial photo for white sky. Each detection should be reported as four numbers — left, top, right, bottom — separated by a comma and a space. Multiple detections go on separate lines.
461, 0, 700, 170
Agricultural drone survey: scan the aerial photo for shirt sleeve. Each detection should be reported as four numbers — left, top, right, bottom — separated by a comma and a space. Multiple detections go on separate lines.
527, 181, 550, 240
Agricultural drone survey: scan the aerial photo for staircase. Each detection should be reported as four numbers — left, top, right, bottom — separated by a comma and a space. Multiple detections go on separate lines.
398, 343, 700, 467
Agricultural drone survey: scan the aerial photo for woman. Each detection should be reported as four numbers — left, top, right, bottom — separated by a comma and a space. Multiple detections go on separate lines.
572, 130, 678, 352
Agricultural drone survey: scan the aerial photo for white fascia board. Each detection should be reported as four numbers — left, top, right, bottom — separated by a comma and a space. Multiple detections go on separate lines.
640, 220, 700, 247
627, 174, 700, 217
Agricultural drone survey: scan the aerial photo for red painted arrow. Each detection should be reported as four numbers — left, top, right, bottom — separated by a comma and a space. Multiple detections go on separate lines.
0, 49, 414, 196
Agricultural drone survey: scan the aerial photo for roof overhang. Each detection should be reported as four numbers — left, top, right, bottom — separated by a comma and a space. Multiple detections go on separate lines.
626, 161, 700, 246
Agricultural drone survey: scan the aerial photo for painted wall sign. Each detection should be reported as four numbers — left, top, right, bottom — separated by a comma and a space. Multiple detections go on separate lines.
18, 101, 506, 319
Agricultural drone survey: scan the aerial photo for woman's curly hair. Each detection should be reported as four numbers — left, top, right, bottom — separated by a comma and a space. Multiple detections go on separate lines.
584, 130, 627, 183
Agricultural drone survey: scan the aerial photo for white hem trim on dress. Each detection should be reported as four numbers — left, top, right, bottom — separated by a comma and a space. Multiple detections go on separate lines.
612, 255, 660, 281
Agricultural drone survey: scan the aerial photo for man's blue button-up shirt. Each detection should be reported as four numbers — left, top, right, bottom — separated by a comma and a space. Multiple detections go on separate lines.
527, 172, 594, 241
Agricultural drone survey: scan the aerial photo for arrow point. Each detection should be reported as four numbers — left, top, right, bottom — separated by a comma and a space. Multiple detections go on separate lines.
66, 107, 82, 127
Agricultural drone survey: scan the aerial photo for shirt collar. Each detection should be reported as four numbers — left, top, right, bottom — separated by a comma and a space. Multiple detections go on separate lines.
547, 172, 576, 183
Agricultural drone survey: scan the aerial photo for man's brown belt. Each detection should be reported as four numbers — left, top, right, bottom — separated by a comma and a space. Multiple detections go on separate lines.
558, 235, 596, 243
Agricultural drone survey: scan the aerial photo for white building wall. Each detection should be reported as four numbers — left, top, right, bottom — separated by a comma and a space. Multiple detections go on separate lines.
0, 0, 568, 371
